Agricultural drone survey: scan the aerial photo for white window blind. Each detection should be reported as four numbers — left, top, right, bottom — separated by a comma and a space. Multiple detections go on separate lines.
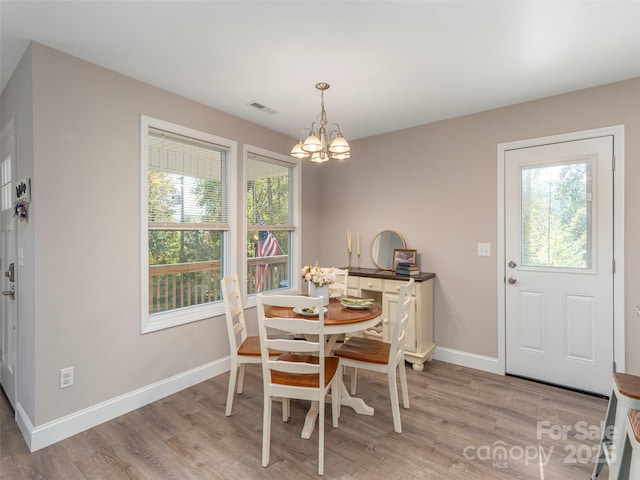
1, 159, 10, 212
1, 122, 13, 211
148, 127, 229, 228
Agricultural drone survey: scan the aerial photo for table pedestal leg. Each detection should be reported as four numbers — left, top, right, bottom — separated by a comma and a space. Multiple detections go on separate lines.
301, 378, 375, 439
301, 401, 320, 439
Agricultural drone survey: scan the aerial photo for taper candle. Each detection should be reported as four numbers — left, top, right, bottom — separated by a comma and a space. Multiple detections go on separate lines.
357, 232, 360, 255
347, 230, 352, 253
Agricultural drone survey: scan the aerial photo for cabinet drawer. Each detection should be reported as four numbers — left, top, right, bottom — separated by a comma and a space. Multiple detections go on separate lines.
359, 277, 384, 291
384, 279, 413, 294
347, 276, 360, 289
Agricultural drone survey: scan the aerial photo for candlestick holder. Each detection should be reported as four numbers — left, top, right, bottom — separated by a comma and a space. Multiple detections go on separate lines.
357, 253, 361, 269
348, 251, 352, 269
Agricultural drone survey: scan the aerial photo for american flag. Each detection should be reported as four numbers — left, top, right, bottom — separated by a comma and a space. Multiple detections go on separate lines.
255, 231, 279, 292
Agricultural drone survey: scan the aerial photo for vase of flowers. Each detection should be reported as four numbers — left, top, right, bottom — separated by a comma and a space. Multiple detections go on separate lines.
301, 263, 336, 306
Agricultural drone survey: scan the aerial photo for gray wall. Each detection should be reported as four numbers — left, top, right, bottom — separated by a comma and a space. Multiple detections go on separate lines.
317, 77, 640, 369
2, 42, 639, 435
3, 43, 315, 426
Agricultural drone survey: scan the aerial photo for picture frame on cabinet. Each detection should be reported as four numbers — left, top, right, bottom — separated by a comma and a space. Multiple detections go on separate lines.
392, 248, 417, 271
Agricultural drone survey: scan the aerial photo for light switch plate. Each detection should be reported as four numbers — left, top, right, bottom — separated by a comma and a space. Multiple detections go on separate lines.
477, 243, 491, 257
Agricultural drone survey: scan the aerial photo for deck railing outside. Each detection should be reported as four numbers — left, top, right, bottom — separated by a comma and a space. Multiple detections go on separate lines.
246, 254, 290, 295
149, 255, 289, 313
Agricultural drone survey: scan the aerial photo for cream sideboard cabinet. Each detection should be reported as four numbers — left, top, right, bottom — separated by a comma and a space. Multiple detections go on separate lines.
346, 268, 435, 371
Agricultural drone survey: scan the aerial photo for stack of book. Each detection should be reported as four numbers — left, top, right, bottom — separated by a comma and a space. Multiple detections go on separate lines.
395, 262, 420, 276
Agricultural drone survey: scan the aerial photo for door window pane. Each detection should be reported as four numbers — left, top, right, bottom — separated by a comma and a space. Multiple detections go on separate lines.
521, 161, 591, 269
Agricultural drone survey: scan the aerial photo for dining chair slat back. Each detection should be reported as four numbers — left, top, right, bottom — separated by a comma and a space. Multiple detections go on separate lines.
330, 267, 349, 297
306, 267, 348, 298
256, 294, 340, 476
221, 274, 279, 416
334, 278, 414, 433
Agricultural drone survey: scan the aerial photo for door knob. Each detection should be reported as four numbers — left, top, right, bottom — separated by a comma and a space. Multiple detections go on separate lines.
508, 261, 516, 268
2, 285, 15, 299
508, 277, 517, 285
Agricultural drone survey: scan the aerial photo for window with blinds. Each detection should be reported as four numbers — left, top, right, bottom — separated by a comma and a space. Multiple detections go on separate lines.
1, 122, 13, 212
141, 116, 236, 333
1, 158, 10, 212
246, 150, 299, 296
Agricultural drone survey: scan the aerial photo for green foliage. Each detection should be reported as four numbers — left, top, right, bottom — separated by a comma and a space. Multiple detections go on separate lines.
148, 171, 178, 265
194, 178, 225, 223
148, 172, 222, 266
148, 230, 221, 266
246, 170, 290, 257
522, 162, 588, 268
148, 171, 176, 222
247, 174, 289, 225
148, 160, 294, 302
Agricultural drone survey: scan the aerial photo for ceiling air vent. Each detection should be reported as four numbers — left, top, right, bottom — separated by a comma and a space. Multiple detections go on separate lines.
248, 101, 277, 115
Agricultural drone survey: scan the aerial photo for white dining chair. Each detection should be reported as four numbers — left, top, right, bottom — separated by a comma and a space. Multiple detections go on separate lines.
329, 267, 348, 297
334, 278, 414, 433
591, 372, 640, 479
221, 274, 280, 416
256, 293, 340, 476
616, 409, 640, 480
307, 267, 348, 298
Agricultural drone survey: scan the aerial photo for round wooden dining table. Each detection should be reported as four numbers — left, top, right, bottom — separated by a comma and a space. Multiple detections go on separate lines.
263, 297, 382, 439
264, 296, 381, 334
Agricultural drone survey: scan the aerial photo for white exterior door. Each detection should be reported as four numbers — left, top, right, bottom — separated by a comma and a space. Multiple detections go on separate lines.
0, 118, 17, 408
505, 136, 614, 396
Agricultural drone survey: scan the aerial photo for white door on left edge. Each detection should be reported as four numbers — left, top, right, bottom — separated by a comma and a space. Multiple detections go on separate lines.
505, 136, 614, 396
0, 118, 17, 409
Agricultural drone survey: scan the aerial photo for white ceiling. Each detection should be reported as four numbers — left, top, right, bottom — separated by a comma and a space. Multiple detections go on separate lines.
2, 1, 639, 140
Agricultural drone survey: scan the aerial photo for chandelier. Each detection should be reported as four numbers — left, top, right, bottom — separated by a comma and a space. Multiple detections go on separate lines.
290, 82, 351, 163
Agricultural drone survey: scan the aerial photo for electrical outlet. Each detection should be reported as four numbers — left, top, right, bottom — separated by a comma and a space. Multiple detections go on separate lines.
59, 367, 74, 389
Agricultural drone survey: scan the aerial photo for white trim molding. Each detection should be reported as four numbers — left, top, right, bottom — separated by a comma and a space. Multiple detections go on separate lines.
17, 358, 230, 452
496, 125, 625, 376
139, 114, 238, 334
433, 346, 500, 374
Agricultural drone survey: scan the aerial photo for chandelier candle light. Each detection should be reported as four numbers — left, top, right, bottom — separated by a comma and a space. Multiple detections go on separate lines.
290, 82, 351, 163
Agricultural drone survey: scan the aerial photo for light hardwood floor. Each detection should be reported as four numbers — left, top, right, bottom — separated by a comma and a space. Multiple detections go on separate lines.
1, 360, 609, 479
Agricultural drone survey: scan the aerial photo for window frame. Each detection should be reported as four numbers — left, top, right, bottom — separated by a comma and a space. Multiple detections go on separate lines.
243, 145, 301, 306
140, 115, 237, 333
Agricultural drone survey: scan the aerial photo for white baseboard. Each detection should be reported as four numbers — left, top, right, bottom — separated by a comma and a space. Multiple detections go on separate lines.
433, 346, 500, 374
16, 348, 497, 452
17, 357, 230, 452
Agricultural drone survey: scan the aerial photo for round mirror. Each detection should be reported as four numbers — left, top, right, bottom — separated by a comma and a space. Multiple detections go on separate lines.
371, 230, 406, 270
